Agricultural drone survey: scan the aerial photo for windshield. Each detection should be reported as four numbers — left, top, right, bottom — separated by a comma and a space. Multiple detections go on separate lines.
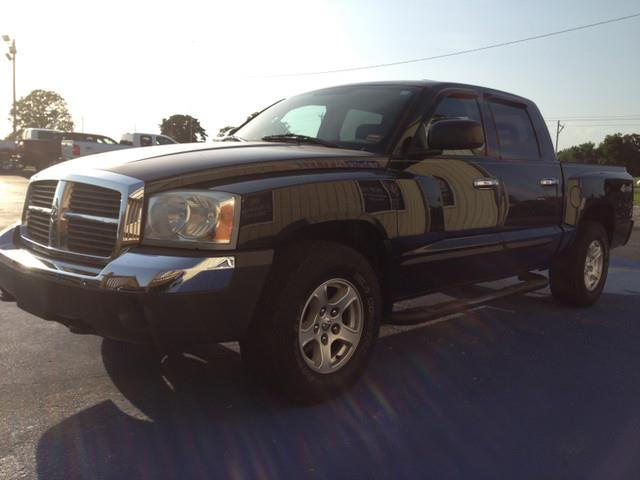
234, 85, 418, 153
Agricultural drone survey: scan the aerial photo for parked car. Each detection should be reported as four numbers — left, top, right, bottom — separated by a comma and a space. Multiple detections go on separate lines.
0, 81, 634, 402
119, 132, 177, 147
0, 139, 17, 168
15, 128, 63, 171
60, 132, 177, 161
60, 133, 122, 161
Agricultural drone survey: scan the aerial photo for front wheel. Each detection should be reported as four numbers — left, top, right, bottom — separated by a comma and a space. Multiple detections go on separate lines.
550, 221, 609, 307
241, 241, 381, 403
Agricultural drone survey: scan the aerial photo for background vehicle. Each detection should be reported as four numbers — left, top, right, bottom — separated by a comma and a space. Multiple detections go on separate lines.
0, 139, 17, 171
119, 133, 176, 147
15, 128, 63, 171
60, 133, 122, 161
0, 81, 634, 403
60, 132, 177, 161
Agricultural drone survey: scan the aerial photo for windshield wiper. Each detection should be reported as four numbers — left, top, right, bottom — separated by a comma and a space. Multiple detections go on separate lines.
261, 134, 339, 148
220, 134, 246, 142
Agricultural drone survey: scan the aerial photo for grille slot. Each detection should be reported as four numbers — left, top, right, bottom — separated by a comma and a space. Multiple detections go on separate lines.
26, 210, 50, 245
67, 217, 119, 257
29, 181, 57, 208
69, 183, 121, 218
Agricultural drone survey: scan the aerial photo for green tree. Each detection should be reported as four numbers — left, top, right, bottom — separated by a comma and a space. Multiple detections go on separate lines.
10, 89, 74, 139
159, 114, 207, 143
217, 112, 260, 137
557, 142, 601, 164
217, 125, 236, 137
599, 133, 640, 176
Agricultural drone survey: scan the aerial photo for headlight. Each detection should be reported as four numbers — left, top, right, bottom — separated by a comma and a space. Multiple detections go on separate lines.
143, 191, 239, 248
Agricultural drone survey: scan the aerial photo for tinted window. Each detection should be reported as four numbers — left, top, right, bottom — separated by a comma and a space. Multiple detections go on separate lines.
280, 105, 326, 137
339, 109, 383, 142
140, 135, 153, 147
234, 86, 418, 153
418, 95, 485, 155
36, 131, 61, 141
489, 101, 540, 159
98, 136, 117, 144
155, 136, 174, 145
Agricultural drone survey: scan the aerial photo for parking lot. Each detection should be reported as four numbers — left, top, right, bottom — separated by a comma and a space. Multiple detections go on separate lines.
1, 173, 639, 479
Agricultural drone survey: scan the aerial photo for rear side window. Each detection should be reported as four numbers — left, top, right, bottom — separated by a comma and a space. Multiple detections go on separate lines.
489, 101, 540, 159
140, 135, 153, 147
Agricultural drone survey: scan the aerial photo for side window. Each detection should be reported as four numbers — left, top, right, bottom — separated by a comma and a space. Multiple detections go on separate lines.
279, 105, 326, 137
489, 101, 540, 159
339, 109, 384, 144
140, 135, 153, 147
155, 136, 174, 145
419, 95, 485, 155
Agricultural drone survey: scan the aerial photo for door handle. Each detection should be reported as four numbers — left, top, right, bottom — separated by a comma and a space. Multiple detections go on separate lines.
539, 178, 559, 187
473, 178, 499, 189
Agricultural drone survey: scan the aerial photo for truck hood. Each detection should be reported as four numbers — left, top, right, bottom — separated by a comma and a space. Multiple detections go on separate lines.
43, 142, 387, 189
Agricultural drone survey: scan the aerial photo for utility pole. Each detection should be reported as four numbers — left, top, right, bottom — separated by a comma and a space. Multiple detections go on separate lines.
2, 35, 17, 138
555, 120, 565, 155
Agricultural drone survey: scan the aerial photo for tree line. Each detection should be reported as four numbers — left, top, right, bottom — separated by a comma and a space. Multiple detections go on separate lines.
557, 134, 640, 176
4, 89, 208, 143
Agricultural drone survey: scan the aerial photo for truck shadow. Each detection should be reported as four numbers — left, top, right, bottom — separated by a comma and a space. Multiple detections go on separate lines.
36, 290, 640, 480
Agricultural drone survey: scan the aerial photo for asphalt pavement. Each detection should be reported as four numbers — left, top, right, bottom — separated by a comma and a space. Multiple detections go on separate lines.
1, 174, 640, 479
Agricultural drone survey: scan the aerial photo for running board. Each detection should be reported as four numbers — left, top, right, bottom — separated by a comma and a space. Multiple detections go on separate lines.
388, 273, 548, 326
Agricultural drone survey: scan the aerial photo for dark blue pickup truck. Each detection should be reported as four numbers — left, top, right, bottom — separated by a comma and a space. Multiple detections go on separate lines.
0, 81, 634, 402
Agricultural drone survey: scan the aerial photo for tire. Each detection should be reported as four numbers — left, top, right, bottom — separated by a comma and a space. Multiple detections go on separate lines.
550, 221, 609, 307
240, 240, 381, 403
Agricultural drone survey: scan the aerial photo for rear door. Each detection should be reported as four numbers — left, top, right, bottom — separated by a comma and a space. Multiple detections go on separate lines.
483, 96, 563, 271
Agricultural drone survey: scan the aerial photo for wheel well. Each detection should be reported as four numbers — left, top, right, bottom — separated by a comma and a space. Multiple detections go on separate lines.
581, 205, 615, 244
276, 221, 391, 295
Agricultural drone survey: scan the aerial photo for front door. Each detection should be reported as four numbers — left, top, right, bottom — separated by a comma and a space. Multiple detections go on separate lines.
392, 91, 511, 297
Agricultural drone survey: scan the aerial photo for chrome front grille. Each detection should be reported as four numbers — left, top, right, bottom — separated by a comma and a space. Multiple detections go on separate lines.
69, 183, 121, 218
66, 216, 120, 257
25, 209, 51, 244
22, 175, 144, 260
29, 180, 57, 208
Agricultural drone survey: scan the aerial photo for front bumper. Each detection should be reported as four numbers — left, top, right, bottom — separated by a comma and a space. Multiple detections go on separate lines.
0, 224, 272, 344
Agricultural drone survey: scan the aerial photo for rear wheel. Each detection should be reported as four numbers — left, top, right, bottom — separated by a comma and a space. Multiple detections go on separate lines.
241, 241, 381, 403
550, 221, 609, 307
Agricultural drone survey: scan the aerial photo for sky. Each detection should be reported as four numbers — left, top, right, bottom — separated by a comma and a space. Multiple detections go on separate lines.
1, 0, 639, 151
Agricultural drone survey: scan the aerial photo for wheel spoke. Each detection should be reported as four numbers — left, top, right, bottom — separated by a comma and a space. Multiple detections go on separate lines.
336, 326, 359, 346
299, 326, 316, 348
317, 341, 333, 371
331, 286, 358, 313
314, 284, 329, 306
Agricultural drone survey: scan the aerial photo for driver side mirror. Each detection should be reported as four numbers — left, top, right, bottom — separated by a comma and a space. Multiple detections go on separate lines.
403, 119, 484, 160
428, 119, 484, 151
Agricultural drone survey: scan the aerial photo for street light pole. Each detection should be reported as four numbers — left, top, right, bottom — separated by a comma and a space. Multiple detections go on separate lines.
3, 35, 17, 138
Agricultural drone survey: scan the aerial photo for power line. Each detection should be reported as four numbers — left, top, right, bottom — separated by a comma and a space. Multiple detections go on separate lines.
545, 115, 640, 121
258, 12, 640, 78
551, 124, 640, 127
545, 117, 640, 122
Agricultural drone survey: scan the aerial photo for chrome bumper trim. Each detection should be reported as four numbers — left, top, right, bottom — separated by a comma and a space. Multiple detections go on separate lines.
1, 224, 234, 294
